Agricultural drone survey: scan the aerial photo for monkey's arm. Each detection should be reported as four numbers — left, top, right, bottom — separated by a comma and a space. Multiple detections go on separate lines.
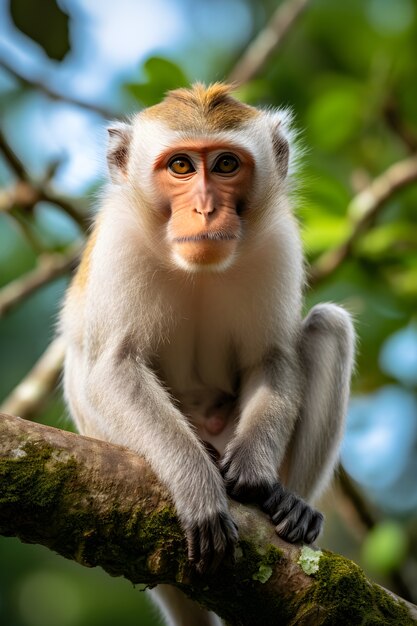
261, 305, 354, 543
284, 303, 355, 501
221, 348, 301, 498
220, 347, 324, 545
223, 304, 355, 545
65, 342, 237, 573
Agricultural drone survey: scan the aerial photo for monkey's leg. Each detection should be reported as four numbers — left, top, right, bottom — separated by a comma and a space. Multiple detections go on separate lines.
285, 303, 355, 502
263, 304, 354, 543
149, 585, 222, 626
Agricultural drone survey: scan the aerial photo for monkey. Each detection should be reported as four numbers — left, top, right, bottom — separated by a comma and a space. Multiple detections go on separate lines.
61, 83, 355, 626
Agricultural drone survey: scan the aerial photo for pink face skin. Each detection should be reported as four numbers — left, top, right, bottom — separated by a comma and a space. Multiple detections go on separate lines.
153, 141, 254, 269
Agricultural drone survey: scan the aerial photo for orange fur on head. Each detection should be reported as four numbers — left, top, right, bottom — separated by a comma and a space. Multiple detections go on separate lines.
143, 82, 259, 133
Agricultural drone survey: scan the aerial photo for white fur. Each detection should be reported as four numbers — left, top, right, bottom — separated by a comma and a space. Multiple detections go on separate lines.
61, 98, 354, 626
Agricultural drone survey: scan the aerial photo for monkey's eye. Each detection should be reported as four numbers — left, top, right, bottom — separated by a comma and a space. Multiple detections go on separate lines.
168, 156, 195, 175
212, 154, 239, 174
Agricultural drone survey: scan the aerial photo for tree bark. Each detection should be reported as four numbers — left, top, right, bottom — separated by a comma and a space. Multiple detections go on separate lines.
0, 412, 416, 626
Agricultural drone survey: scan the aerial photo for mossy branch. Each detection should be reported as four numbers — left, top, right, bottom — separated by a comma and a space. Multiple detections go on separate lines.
0, 413, 416, 626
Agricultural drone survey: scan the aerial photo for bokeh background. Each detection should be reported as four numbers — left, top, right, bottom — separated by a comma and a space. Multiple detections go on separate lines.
1, 0, 417, 624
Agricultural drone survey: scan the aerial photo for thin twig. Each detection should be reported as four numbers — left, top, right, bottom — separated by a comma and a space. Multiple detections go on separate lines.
227, 0, 310, 85
0, 246, 80, 319
38, 188, 88, 231
383, 98, 417, 153
0, 337, 66, 420
310, 155, 417, 286
0, 57, 117, 119
337, 468, 415, 603
338, 467, 375, 530
0, 128, 88, 230
0, 180, 39, 213
8, 209, 46, 254
0, 127, 29, 180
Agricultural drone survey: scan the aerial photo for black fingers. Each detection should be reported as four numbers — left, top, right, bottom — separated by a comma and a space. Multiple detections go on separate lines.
184, 512, 238, 575
262, 483, 324, 544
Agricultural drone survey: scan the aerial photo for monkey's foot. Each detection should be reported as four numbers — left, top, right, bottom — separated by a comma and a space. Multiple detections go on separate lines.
262, 483, 323, 544
183, 512, 238, 575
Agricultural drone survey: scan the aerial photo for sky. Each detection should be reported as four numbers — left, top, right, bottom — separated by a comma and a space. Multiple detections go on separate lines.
0, 0, 252, 192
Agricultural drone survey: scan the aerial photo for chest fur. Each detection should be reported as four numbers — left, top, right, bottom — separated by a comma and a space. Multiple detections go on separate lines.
149, 265, 287, 399
155, 290, 239, 396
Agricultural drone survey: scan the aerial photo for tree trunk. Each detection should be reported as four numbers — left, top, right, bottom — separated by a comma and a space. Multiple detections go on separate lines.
0, 412, 416, 625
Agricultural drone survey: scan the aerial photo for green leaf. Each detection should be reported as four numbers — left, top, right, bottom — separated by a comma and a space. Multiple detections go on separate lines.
233, 79, 271, 105
252, 563, 273, 583
298, 546, 322, 575
302, 212, 351, 255
302, 171, 351, 217
126, 57, 189, 106
386, 258, 417, 298
10, 0, 70, 61
307, 84, 364, 151
358, 222, 417, 259
361, 521, 408, 575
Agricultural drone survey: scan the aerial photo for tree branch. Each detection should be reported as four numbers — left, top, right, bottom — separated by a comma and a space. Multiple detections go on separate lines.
0, 338, 65, 419
383, 98, 417, 153
0, 125, 29, 180
0, 57, 117, 119
0, 247, 80, 319
0, 412, 416, 625
0, 127, 88, 231
227, 0, 310, 85
309, 154, 417, 286
336, 469, 415, 602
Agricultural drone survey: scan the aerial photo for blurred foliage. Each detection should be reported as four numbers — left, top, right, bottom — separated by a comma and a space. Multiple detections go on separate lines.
126, 57, 189, 106
1, 0, 417, 624
361, 520, 409, 576
0, 537, 157, 626
10, 0, 70, 61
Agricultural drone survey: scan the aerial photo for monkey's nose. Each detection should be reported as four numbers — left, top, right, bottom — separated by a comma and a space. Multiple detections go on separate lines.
194, 202, 216, 218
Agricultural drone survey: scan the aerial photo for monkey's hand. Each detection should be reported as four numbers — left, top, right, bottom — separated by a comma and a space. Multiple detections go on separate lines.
220, 444, 323, 545
175, 462, 238, 575
261, 483, 323, 544
181, 510, 238, 575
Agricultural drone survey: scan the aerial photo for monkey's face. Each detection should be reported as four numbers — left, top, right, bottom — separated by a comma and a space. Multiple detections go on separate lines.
107, 85, 291, 273
154, 141, 254, 272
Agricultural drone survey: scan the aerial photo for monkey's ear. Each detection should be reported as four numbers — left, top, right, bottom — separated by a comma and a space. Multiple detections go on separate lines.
269, 111, 291, 178
107, 122, 132, 183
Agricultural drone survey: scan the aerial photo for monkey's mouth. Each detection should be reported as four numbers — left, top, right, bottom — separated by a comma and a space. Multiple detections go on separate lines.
171, 229, 240, 271
172, 231, 239, 244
